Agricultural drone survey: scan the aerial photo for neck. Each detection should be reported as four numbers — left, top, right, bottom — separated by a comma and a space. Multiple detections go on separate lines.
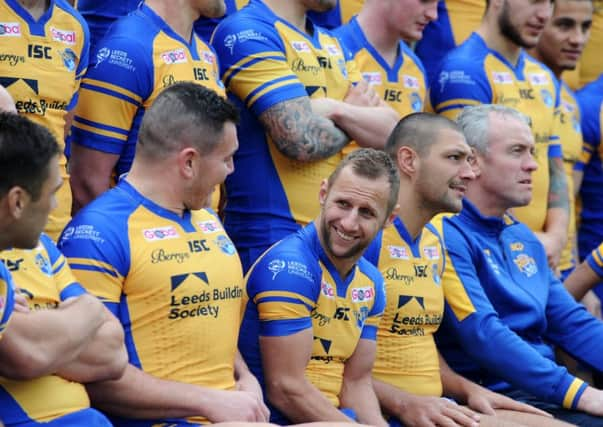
146, 0, 198, 42
476, 19, 522, 66
18, 0, 48, 19
465, 187, 506, 218
126, 159, 187, 215
263, 0, 308, 32
356, 9, 400, 64
528, 49, 562, 78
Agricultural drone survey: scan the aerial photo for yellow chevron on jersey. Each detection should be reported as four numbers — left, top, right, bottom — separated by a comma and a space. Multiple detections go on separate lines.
557, 82, 582, 272
430, 34, 560, 233
365, 218, 445, 396
0, 0, 89, 240
334, 17, 426, 157
72, 4, 224, 179
0, 234, 94, 425
58, 180, 243, 425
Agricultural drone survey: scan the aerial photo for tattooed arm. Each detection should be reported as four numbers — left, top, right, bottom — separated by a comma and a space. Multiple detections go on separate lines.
259, 96, 350, 162
535, 156, 569, 269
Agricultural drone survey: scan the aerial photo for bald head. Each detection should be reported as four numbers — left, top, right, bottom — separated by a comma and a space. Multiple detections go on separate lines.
0, 85, 16, 113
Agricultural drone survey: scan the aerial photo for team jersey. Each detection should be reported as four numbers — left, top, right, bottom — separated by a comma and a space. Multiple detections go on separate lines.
334, 16, 426, 156
585, 241, 603, 278
57, 179, 243, 426
363, 218, 445, 397
239, 222, 385, 424
415, 0, 485, 83
211, 0, 361, 259
557, 82, 583, 274
76, 0, 139, 53
0, 0, 89, 240
576, 76, 603, 262
436, 199, 603, 409
0, 234, 112, 427
0, 258, 15, 339
72, 3, 225, 179
308, 0, 364, 29
429, 33, 561, 234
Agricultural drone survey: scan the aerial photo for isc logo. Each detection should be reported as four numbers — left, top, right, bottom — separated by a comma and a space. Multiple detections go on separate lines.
28, 44, 52, 59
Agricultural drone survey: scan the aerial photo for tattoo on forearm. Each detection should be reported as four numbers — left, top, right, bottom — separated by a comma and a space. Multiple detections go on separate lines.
548, 156, 570, 212
260, 97, 349, 161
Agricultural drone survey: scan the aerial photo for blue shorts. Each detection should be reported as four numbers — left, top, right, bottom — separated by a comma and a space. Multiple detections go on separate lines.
13, 408, 112, 427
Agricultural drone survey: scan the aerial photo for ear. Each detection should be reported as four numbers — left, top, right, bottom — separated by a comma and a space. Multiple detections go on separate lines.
177, 147, 198, 179
6, 186, 29, 220
318, 178, 329, 206
397, 146, 418, 177
469, 151, 483, 178
383, 203, 400, 228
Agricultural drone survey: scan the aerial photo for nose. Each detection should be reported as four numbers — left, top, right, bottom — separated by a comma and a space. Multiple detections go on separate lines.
340, 210, 360, 232
425, 1, 438, 21
523, 152, 538, 172
460, 160, 477, 181
535, 1, 553, 22
226, 158, 234, 176
568, 25, 589, 47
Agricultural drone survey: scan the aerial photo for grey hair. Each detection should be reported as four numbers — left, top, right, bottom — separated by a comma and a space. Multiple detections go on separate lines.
456, 104, 531, 155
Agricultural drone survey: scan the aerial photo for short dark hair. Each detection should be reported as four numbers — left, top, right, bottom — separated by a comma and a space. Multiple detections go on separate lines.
137, 82, 240, 158
385, 112, 463, 161
0, 112, 60, 200
328, 148, 400, 217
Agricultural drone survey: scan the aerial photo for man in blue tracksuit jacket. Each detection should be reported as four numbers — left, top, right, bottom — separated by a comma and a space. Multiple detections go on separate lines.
436, 104, 603, 426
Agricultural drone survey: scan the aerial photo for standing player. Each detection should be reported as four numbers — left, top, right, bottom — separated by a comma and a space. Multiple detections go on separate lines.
429, 0, 569, 271
0, 0, 89, 240
239, 148, 399, 425
69, 0, 226, 212
212, 0, 398, 271
334, 0, 437, 156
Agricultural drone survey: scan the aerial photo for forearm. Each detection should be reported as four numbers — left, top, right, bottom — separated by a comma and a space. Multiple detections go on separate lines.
267, 376, 352, 423
329, 104, 399, 149
439, 353, 474, 403
0, 294, 105, 379
563, 261, 600, 300
56, 311, 127, 383
340, 377, 387, 426
87, 364, 220, 419
545, 156, 569, 239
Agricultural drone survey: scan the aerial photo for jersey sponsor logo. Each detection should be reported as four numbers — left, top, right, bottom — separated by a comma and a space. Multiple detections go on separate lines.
362, 72, 382, 85
513, 253, 538, 277
34, 253, 52, 276
198, 220, 222, 233
437, 70, 475, 92
291, 40, 311, 53
222, 29, 267, 55
161, 48, 188, 64
50, 27, 76, 45
492, 71, 513, 84
60, 224, 105, 244
187, 239, 210, 253
214, 235, 236, 255
410, 92, 423, 112
96, 48, 135, 71
311, 309, 331, 326
384, 267, 414, 285
403, 75, 420, 89
320, 279, 335, 299
324, 44, 340, 56
540, 89, 554, 107
317, 56, 332, 69
151, 248, 191, 264
388, 245, 409, 260
483, 249, 502, 275
291, 58, 321, 76
519, 88, 535, 100
28, 44, 52, 60
268, 259, 286, 279
60, 48, 77, 71
510, 242, 524, 251
414, 264, 428, 277
1, 258, 24, 272
351, 286, 374, 303
15, 98, 67, 116
333, 306, 350, 320
384, 89, 402, 103
266, 259, 314, 282
142, 226, 180, 241
528, 73, 549, 86
0, 53, 25, 66
423, 246, 440, 260
0, 22, 21, 37
201, 51, 215, 64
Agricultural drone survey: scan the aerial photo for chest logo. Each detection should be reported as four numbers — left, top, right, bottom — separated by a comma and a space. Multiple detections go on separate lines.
388, 245, 409, 260
513, 253, 538, 277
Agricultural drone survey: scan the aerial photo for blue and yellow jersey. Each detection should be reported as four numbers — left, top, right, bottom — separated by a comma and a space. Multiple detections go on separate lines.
0, 0, 89, 240
415, 0, 485, 83
76, 0, 139, 53
57, 179, 243, 426
308, 0, 364, 29
576, 76, 603, 261
429, 33, 561, 234
436, 199, 603, 410
72, 3, 225, 179
0, 234, 112, 427
363, 218, 445, 397
557, 82, 583, 274
239, 222, 385, 425
334, 16, 426, 156
585, 241, 603, 278
0, 259, 15, 339
211, 0, 361, 256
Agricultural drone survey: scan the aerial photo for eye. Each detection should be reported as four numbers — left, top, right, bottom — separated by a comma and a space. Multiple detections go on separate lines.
336, 200, 350, 209
359, 207, 376, 218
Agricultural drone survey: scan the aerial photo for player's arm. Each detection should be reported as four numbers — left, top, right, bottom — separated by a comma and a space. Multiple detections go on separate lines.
0, 293, 106, 380
563, 243, 603, 300
260, 328, 354, 423
234, 350, 268, 414
55, 305, 127, 383
338, 338, 386, 426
